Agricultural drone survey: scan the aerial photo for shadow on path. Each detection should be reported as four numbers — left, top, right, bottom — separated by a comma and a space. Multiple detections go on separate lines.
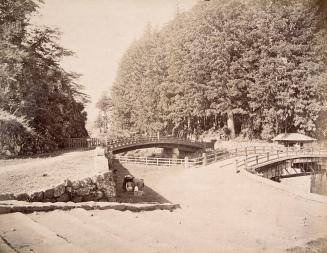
113, 160, 171, 204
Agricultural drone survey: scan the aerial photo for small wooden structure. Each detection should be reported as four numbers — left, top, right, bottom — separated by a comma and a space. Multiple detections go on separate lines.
272, 133, 317, 148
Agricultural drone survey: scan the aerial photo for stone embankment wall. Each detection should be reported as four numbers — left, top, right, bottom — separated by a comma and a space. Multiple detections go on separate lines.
0, 171, 116, 202
311, 172, 327, 196
0, 147, 117, 203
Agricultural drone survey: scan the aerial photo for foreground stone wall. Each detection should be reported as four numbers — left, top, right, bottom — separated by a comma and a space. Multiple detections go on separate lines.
310, 172, 327, 196
0, 171, 116, 202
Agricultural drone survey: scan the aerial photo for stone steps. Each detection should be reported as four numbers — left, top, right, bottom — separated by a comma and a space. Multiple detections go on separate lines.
0, 212, 87, 253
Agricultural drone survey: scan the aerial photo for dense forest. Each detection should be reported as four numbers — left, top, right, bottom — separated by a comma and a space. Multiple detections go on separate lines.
105, 0, 327, 140
0, 0, 88, 157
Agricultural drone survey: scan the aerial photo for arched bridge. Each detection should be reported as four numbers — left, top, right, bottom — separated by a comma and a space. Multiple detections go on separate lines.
106, 136, 214, 154
236, 149, 327, 180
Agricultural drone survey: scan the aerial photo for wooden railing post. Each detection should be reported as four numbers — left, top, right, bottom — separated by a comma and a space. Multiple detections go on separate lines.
236, 159, 240, 173
202, 153, 207, 166
256, 155, 259, 165
184, 156, 189, 168
267, 152, 269, 161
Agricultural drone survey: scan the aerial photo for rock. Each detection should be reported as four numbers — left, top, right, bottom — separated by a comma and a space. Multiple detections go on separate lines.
16, 193, 29, 201
56, 193, 70, 202
44, 189, 54, 199
0, 193, 15, 201
84, 177, 92, 185
29, 191, 44, 202
66, 186, 73, 193
83, 194, 96, 202
71, 180, 81, 190
103, 172, 113, 181
53, 184, 65, 197
75, 187, 90, 196
72, 196, 83, 203
64, 179, 72, 187
96, 175, 106, 190
91, 176, 98, 184
42, 173, 48, 177
95, 191, 104, 200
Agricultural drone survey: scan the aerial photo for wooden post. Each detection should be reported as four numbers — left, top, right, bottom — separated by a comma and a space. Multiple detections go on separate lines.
184, 156, 189, 168
267, 152, 269, 161
256, 155, 259, 165
277, 150, 279, 158
157, 158, 159, 166
245, 147, 248, 157
254, 146, 256, 154
236, 159, 240, 173
202, 153, 207, 166
145, 157, 148, 166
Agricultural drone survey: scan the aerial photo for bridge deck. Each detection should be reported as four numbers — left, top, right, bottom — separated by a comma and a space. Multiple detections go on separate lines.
106, 136, 214, 154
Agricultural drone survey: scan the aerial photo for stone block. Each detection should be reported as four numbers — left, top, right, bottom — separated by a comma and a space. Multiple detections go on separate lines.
72, 180, 81, 190
44, 188, 54, 199
95, 191, 104, 200
75, 187, 90, 196
16, 193, 29, 201
56, 193, 70, 202
0, 193, 15, 201
72, 196, 83, 203
29, 191, 44, 202
54, 184, 65, 197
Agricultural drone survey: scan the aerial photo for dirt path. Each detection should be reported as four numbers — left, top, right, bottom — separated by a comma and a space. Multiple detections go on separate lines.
0, 150, 107, 194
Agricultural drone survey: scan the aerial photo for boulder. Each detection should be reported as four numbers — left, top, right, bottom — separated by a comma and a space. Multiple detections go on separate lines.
71, 180, 81, 190
75, 187, 90, 196
16, 193, 29, 201
56, 193, 70, 202
53, 184, 65, 197
0, 193, 15, 201
95, 191, 104, 200
64, 179, 72, 187
29, 191, 44, 202
44, 188, 54, 199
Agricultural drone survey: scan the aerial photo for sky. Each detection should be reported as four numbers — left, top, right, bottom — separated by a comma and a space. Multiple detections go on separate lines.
32, 0, 198, 129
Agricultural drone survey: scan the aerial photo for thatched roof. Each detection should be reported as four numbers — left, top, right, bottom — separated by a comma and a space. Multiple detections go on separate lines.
272, 133, 317, 142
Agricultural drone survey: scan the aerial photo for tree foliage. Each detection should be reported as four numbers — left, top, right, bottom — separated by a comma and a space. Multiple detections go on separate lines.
108, 0, 327, 139
0, 0, 88, 156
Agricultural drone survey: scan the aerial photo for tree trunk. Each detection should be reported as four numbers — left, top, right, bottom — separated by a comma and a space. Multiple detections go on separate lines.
227, 110, 235, 139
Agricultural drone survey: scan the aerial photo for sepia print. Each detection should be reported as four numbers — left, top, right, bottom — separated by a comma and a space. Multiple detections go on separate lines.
0, 0, 327, 252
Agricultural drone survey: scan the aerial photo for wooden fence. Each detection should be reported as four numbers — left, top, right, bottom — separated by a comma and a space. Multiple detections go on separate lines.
63, 138, 105, 149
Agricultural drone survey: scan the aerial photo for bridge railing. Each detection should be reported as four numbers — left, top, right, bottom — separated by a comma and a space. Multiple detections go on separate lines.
107, 136, 212, 151
235, 148, 327, 173
114, 149, 228, 167
114, 155, 187, 167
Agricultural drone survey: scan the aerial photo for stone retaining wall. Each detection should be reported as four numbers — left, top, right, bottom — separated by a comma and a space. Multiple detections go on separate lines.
0, 171, 116, 203
311, 172, 327, 196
